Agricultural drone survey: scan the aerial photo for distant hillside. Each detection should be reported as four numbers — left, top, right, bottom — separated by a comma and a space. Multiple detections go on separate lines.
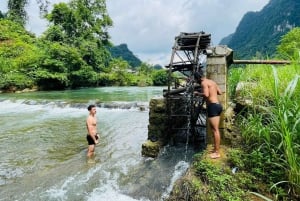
108, 44, 142, 68
220, 0, 300, 59
219, 33, 233, 45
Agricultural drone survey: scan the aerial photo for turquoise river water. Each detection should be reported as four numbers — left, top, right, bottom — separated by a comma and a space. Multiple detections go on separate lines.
0, 87, 195, 201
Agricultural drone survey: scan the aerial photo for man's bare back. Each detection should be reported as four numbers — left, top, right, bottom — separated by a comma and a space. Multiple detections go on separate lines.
201, 78, 222, 104
194, 73, 223, 159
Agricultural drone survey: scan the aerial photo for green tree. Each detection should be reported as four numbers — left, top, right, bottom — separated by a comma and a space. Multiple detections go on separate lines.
45, 0, 113, 46
151, 69, 168, 86
31, 40, 99, 89
44, 3, 76, 42
138, 62, 153, 75
7, 0, 28, 26
44, 0, 113, 73
0, 19, 41, 90
277, 27, 300, 59
108, 58, 133, 86
0, 11, 6, 19
6, 0, 49, 26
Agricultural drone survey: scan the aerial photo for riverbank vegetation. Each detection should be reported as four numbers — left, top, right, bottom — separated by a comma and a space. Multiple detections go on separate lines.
0, 0, 168, 92
227, 28, 300, 200
227, 64, 299, 200
167, 28, 300, 201
168, 72, 299, 200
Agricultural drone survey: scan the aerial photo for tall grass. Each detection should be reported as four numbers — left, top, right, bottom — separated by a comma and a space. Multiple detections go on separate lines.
270, 66, 300, 196
228, 67, 244, 99
232, 64, 300, 199
229, 63, 300, 105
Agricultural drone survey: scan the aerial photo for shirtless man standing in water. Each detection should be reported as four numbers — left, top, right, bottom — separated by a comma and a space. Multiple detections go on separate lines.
194, 72, 223, 159
86, 105, 99, 160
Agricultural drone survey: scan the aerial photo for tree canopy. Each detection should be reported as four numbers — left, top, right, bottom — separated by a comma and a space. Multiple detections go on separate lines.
0, 19, 39, 90
0, 0, 168, 91
277, 27, 300, 59
6, 0, 49, 26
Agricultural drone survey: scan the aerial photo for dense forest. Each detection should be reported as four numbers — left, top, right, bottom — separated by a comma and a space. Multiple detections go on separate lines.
0, 0, 168, 92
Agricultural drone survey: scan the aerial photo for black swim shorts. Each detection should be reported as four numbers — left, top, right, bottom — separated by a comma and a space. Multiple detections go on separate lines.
207, 103, 223, 118
86, 134, 99, 145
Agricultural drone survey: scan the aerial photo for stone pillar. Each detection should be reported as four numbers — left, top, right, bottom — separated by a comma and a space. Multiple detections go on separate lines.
141, 97, 167, 158
205, 45, 233, 145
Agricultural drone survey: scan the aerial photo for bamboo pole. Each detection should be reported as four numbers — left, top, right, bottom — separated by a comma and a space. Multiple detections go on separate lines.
232, 60, 291, 65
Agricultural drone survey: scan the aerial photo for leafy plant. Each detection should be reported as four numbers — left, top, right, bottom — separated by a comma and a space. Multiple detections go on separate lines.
193, 158, 251, 201
277, 27, 300, 60
237, 66, 300, 199
151, 69, 168, 86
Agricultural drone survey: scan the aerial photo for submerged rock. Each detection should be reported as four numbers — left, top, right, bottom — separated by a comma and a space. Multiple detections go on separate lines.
141, 140, 162, 158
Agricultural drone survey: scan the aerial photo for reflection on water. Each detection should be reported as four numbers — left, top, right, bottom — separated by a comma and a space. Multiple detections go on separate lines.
0, 87, 198, 201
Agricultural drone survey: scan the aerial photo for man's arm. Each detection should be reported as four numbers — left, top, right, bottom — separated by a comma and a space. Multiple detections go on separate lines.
217, 85, 222, 95
201, 82, 209, 98
193, 90, 203, 96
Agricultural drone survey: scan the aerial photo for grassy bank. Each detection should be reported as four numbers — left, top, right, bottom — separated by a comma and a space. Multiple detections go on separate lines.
167, 63, 299, 200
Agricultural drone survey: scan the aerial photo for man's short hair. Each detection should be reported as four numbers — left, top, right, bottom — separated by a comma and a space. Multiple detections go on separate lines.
87, 104, 96, 111
194, 71, 203, 80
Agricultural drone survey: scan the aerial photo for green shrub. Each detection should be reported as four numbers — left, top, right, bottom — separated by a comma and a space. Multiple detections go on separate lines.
193, 158, 251, 201
0, 72, 34, 90
151, 69, 168, 86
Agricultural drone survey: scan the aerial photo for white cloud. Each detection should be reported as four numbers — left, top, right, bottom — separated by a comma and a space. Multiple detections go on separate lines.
106, 0, 269, 65
0, 0, 269, 65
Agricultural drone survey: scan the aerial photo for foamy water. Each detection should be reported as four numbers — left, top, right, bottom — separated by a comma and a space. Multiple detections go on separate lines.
0, 87, 196, 201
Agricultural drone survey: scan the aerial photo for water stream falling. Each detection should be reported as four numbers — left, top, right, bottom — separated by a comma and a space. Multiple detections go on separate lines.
0, 87, 194, 201
183, 81, 194, 162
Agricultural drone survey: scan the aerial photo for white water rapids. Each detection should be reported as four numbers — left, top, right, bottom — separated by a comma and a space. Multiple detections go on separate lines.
0, 87, 195, 201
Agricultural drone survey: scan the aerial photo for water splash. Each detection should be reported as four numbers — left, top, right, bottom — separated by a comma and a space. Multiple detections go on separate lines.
161, 160, 190, 200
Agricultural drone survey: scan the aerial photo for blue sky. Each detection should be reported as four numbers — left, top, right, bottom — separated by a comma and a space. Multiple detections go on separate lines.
0, 0, 269, 65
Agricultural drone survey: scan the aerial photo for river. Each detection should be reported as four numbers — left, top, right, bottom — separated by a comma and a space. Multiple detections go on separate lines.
0, 87, 196, 201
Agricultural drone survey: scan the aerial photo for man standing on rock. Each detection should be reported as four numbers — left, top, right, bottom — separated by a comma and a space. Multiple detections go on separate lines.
194, 71, 223, 159
86, 104, 99, 162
